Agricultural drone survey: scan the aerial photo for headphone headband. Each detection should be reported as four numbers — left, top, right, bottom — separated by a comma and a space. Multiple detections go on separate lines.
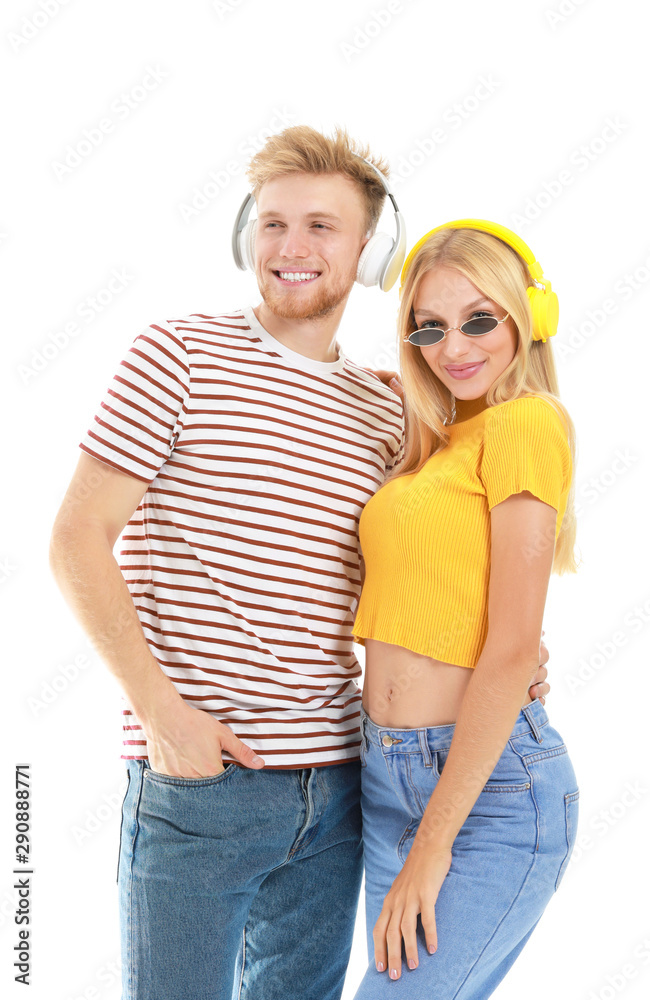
400, 219, 545, 286
399, 218, 558, 342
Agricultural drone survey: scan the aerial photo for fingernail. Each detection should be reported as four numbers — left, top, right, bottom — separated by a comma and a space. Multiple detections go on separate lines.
390, 969, 399, 980
376, 962, 384, 972
408, 959, 416, 970
429, 944, 437, 954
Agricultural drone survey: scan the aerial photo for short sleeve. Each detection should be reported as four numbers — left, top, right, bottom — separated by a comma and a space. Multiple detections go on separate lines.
386, 410, 406, 474
386, 424, 405, 473
480, 397, 572, 514
79, 321, 190, 484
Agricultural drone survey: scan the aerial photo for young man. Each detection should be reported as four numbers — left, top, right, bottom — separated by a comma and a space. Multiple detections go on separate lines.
49, 126, 549, 1000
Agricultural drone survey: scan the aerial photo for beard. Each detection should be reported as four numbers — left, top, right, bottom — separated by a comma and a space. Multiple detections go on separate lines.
257, 264, 357, 321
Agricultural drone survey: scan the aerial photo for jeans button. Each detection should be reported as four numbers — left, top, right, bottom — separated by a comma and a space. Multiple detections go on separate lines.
382, 734, 395, 747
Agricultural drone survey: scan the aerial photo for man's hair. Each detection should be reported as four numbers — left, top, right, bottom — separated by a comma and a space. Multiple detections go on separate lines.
246, 125, 389, 235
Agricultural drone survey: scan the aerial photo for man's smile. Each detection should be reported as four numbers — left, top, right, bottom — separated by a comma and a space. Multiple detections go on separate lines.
273, 269, 322, 284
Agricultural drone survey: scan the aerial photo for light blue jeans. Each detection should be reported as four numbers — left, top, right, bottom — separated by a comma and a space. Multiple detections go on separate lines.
354, 698, 579, 999
117, 759, 363, 1000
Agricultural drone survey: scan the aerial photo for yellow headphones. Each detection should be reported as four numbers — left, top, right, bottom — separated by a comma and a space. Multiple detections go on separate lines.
400, 219, 559, 343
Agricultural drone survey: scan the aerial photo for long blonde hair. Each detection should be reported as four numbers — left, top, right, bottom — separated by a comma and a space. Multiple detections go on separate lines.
395, 227, 578, 574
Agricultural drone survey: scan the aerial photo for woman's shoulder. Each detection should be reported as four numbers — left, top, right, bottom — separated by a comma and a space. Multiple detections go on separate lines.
479, 395, 573, 501
483, 394, 569, 437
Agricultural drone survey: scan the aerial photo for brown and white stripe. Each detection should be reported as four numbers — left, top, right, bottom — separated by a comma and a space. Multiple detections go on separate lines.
80, 307, 404, 768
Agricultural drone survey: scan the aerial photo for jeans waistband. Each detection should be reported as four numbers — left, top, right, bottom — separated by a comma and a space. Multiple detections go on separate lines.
360, 697, 549, 752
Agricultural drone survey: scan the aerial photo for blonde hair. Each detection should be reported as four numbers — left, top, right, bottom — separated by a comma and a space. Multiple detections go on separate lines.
246, 125, 388, 235
395, 228, 578, 575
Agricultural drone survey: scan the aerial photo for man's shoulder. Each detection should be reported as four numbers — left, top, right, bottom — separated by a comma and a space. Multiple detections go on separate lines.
161, 309, 252, 337
342, 357, 403, 410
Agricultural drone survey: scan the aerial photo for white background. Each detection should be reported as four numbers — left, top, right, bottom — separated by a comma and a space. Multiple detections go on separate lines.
2, 1, 649, 998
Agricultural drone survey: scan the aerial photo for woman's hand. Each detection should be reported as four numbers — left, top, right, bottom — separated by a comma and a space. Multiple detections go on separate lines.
525, 630, 550, 705
373, 842, 452, 980
364, 368, 404, 398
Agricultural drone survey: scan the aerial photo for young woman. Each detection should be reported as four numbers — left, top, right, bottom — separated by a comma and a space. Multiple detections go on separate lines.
351, 220, 579, 998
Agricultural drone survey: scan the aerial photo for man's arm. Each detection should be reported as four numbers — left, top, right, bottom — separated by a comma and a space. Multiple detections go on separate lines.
49, 452, 264, 776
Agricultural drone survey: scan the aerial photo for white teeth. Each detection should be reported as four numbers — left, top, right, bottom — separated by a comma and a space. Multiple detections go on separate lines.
278, 271, 318, 282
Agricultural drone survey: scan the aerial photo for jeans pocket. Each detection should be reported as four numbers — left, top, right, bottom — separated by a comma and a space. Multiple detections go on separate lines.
481, 779, 531, 794
397, 819, 419, 865
555, 789, 580, 890
143, 762, 238, 787
437, 746, 530, 793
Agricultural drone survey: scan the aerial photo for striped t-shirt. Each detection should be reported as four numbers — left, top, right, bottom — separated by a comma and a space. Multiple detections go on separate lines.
80, 307, 404, 768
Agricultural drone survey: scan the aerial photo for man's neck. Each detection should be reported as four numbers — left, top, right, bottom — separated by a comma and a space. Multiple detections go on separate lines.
252, 299, 348, 363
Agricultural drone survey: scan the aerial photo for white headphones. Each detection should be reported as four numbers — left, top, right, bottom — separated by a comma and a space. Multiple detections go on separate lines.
231, 157, 406, 292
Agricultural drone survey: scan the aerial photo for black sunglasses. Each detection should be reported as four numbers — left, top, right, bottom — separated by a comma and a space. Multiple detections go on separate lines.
405, 312, 510, 347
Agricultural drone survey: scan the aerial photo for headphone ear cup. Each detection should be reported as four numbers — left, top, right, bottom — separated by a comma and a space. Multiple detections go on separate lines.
238, 220, 257, 272
356, 232, 394, 287
527, 285, 559, 342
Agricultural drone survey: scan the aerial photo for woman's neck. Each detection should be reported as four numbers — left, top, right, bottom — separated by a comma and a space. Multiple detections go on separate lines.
453, 394, 489, 423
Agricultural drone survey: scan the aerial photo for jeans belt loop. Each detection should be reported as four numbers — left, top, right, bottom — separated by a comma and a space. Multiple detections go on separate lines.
523, 703, 543, 744
418, 729, 433, 768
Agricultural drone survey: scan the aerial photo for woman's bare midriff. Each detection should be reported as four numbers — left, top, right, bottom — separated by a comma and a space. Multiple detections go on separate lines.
361, 638, 532, 728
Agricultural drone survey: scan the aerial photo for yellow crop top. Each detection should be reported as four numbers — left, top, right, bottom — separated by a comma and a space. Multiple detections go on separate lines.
353, 395, 572, 668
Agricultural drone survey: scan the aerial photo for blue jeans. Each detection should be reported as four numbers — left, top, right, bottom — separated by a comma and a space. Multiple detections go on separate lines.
117, 759, 363, 1000
353, 698, 579, 999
